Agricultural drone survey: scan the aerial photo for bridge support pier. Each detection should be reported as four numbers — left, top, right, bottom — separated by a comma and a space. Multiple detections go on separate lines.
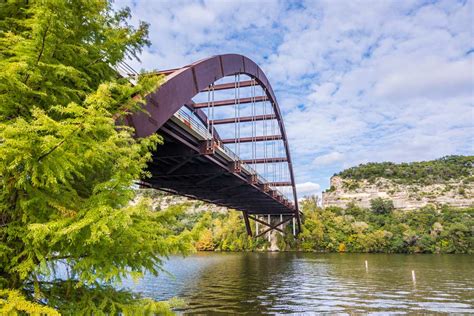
293, 217, 296, 236
243, 211, 252, 237
267, 215, 271, 242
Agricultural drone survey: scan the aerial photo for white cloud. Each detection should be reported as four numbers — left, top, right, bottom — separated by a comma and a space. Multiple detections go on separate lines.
115, 0, 474, 191
313, 152, 344, 166
296, 182, 321, 197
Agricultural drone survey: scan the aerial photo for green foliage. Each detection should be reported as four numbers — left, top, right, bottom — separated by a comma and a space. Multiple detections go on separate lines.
0, 289, 59, 315
324, 185, 336, 193
299, 198, 473, 254
370, 198, 395, 214
0, 0, 191, 313
177, 197, 472, 255
189, 211, 269, 252
336, 155, 474, 185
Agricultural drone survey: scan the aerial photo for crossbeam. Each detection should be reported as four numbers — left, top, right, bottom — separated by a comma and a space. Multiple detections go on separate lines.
242, 157, 288, 164
253, 216, 294, 238
248, 215, 285, 234
166, 156, 194, 175
202, 80, 257, 91
221, 135, 282, 144
242, 211, 253, 236
269, 181, 292, 186
209, 114, 277, 125
193, 95, 267, 109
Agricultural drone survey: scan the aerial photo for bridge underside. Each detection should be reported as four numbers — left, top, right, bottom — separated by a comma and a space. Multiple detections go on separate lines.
123, 54, 302, 235
143, 120, 295, 216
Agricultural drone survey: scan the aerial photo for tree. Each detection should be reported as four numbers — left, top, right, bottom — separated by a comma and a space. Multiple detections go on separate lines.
370, 198, 395, 215
0, 1, 192, 313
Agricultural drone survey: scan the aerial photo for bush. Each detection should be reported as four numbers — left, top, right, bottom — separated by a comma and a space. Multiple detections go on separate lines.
335, 155, 474, 185
370, 198, 395, 214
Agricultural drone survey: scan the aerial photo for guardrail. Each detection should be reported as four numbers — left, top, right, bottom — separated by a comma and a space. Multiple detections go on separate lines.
173, 109, 289, 201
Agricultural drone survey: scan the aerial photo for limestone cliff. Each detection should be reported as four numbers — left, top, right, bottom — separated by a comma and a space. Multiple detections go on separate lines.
322, 175, 473, 210
134, 188, 229, 213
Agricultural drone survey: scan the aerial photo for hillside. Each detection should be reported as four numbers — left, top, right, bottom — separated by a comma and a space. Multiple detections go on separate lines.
323, 155, 474, 210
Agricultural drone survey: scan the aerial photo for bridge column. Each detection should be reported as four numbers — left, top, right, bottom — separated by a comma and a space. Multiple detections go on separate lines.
280, 214, 283, 236
243, 211, 252, 237
267, 215, 271, 242
255, 216, 259, 235
293, 217, 296, 236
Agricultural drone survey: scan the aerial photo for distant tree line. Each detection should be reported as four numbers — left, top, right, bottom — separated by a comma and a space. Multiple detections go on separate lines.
298, 198, 473, 254
335, 155, 474, 185
182, 197, 473, 254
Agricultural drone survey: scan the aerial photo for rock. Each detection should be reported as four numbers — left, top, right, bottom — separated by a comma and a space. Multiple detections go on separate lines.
322, 176, 474, 210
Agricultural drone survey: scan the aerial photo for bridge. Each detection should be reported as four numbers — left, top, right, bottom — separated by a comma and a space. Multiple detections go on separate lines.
118, 54, 301, 237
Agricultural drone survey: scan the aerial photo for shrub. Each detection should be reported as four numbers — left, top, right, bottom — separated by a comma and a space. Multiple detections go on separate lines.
370, 198, 395, 214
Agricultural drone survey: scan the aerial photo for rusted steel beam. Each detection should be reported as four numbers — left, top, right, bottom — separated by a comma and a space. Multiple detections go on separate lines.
195, 173, 222, 185
193, 95, 267, 109
202, 80, 257, 91
253, 216, 293, 238
248, 215, 285, 234
269, 181, 292, 187
221, 134, 282, 144
242, 157, 288, 164
166, 156, 194, 175
152, 68, 182, 76
209, 114, 276, 125
243, 211, 253, 236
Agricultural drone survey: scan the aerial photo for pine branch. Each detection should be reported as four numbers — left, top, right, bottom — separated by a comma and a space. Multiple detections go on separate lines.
23, 18, 51, 85
37, 126, 82, 162
37, 138, 67, 162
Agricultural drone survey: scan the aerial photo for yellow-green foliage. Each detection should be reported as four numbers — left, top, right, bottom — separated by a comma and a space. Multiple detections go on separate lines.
0, 0, 191, 313
0, 289, 59, 315
190, 211, 268, 251
299, 198, 473, 254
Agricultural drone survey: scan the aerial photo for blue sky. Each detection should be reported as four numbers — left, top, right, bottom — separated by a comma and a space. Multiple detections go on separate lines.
115, 0, 474, 197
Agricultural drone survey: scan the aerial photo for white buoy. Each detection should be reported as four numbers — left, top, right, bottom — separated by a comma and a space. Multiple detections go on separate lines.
412, 270, 416, 283
365, 260, 368, 272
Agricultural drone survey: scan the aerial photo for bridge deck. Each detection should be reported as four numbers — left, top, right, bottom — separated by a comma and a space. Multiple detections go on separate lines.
144, 110, 295, 215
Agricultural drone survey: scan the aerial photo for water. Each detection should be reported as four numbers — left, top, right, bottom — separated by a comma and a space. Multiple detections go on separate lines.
123, 252, 474, 314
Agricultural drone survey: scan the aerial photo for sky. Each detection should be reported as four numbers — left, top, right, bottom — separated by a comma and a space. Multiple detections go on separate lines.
115, 0, 474, 197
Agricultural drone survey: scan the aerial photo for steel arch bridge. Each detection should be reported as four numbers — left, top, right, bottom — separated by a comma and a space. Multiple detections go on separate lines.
121, 54, 301, 236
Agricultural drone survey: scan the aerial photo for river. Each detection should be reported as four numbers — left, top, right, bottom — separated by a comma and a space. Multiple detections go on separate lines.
122, 252, 474, 314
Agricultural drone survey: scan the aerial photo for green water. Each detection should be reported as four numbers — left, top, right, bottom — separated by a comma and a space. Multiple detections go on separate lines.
123, 252, 474, 314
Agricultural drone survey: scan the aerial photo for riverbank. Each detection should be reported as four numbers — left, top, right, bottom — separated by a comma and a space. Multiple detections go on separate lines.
185, 198, 473, 254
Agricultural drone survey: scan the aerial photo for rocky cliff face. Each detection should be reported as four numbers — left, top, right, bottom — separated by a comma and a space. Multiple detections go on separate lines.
133, 188, 229, 213
322, 176, 474, 210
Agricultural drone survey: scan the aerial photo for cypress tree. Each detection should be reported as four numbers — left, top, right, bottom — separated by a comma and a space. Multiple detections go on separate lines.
0, 1, 191, 313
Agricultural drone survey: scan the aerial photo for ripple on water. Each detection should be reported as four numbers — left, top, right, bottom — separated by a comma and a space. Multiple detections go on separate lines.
122, 252, 474, 314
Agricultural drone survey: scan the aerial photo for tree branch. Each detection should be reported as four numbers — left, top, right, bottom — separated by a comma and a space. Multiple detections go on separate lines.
37, 125, 82, 162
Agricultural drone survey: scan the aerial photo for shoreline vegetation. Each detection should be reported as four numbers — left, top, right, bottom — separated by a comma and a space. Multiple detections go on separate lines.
180, 155, 474, 254
184, 198, 473, 254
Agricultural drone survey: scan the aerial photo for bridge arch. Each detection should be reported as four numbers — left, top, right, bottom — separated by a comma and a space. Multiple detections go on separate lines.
126, 54, 301, 233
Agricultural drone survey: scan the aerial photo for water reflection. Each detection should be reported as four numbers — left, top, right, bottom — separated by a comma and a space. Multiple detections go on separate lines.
122, 252, 474, 314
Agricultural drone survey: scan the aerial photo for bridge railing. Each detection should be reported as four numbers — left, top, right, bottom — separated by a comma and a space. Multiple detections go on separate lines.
173, 109, 289, 201
175, 109, 212, 139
